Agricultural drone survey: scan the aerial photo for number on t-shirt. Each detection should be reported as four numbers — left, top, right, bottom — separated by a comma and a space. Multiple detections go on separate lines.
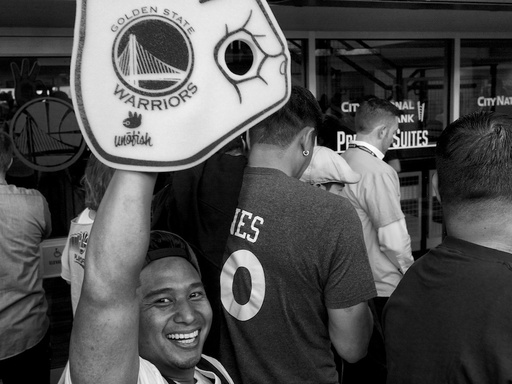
220, 249, 265, 321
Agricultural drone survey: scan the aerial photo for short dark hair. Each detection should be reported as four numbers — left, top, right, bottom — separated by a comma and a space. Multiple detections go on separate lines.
82, 153, 115, 211
435, 111, 512, 209
0, 131, 13, 173
249, 86, 322, 148
355, 97, 401, 134
144, 230, 201, 276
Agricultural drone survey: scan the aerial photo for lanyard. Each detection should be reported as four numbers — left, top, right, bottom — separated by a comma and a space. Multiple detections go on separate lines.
348, 143, 378, 158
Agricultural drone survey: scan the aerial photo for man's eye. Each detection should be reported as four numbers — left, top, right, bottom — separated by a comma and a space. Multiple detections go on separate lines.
190, 291, 205, 300
155, 298, 171, 304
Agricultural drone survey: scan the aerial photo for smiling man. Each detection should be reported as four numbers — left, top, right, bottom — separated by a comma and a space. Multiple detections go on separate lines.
59, 171, 234, 384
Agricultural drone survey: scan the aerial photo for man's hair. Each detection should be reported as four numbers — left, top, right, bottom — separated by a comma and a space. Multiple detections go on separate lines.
144, 230, 201, 276
436, 111, 512, 209
0, 131, 13, 173
355, 97, 401, 134
249, 85, 322, 148
82, 153, 115, 211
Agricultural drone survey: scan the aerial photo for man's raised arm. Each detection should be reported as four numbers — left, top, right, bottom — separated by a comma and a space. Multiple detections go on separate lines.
69, 170, 157, 384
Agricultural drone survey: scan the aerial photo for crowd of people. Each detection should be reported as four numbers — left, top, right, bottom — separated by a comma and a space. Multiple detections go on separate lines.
2, 85, 512, 384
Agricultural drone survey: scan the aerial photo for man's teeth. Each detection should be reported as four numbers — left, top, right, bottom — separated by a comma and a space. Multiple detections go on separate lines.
167, 330, 199, 343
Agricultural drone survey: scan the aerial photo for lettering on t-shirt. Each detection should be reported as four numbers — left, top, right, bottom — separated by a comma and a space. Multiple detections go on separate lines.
229, 208, 264, 243
70, 231, 89, 269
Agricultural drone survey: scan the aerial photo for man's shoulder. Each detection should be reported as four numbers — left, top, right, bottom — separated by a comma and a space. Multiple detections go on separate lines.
343, 148, 386, 172
2, 184, 46, 200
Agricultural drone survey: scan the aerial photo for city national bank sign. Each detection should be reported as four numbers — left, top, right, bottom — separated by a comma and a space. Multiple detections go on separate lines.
336, 100, 435, 153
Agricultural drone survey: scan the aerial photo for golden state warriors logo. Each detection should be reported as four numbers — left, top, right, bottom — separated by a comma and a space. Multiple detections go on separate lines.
72, 0, 290, 171
112, 15, 194, 98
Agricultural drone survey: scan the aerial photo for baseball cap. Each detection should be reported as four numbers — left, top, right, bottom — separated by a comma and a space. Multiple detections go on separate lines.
143, 231, 201, 276
301, 145, 361, 185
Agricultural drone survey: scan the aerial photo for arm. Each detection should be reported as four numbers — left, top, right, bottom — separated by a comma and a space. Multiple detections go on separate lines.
386, 158, 401, 173
60, 236, 71, 284
364, 171, 414, 273
70, 170, 157, 384
42, 196, 52, 239
328, 302, 374, 363
378, 218, 414, 273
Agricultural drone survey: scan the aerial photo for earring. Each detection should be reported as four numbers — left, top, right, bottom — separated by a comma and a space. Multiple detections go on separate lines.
303, 150, 310, 157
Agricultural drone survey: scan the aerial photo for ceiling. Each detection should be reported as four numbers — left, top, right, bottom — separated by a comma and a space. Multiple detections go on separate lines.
1, 0, 76, 28
2, 0, 512, 32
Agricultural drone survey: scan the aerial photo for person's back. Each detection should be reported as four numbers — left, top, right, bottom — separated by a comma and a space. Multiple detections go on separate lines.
342, 147, 405, 295
384, 237, 512, 383
0, 131, 52, 384
384, 111, 512, 383
219, 86, 376, 384
221, 169, 373, 383
340, 97, 413, 299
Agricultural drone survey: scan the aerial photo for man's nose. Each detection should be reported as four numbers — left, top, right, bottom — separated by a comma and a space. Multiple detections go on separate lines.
174, 300, 196, 324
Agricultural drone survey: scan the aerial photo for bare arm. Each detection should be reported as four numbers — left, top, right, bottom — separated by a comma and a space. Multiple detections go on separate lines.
328, 302, 374, 363
70, 170, 157, 384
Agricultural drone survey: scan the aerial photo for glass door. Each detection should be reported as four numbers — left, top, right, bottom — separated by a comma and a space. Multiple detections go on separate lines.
315, 39, 450, 253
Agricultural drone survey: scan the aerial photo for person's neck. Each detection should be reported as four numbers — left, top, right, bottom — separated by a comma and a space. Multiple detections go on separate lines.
446, 209, 512, 254
165, 377, 195, 384
0, 173, 7, 185
354, 134, 385, 154
162, 369, 195, 384
248, 144, 297, 178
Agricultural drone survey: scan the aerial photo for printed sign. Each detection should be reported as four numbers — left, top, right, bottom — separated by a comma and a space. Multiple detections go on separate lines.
72, 0, 291, 171
39, 237, 67, 279
478, 95, 512, 108
336, 99, 435, 153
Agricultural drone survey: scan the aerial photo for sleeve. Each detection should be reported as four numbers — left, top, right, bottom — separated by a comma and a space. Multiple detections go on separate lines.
324, 201, 377, 309
41, 195, 52, 239
199, 355, 236, 384
378, 218, 414, 273
364, 171, 404, 229
138, 358, 167, 384
57, 358, 168, 384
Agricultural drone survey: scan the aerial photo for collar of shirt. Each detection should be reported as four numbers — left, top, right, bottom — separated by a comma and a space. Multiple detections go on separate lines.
351, 140, 385, 160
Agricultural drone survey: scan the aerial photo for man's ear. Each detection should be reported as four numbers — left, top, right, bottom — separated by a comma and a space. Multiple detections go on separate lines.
376, 124, 387, 139
300, 126, 316, 151
7, 157, 13, 171
379, 125, 388, 139
432, 171, 441, 203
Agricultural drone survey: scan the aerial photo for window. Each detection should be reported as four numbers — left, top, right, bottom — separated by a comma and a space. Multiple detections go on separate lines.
460, 39, 512, 116
288, 39, 308, 87
315, 39, 450, 252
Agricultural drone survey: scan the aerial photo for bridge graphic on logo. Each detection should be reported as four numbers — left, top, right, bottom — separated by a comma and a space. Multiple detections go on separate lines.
117, 34, 185, 88
15, 119, 77, 156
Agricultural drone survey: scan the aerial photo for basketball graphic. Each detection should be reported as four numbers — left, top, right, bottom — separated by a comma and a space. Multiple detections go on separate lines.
112, 16, 194, 97
10, 97, 86, 172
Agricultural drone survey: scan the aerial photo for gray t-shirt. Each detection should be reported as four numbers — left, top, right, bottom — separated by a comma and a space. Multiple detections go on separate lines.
219, 167, 376, 384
